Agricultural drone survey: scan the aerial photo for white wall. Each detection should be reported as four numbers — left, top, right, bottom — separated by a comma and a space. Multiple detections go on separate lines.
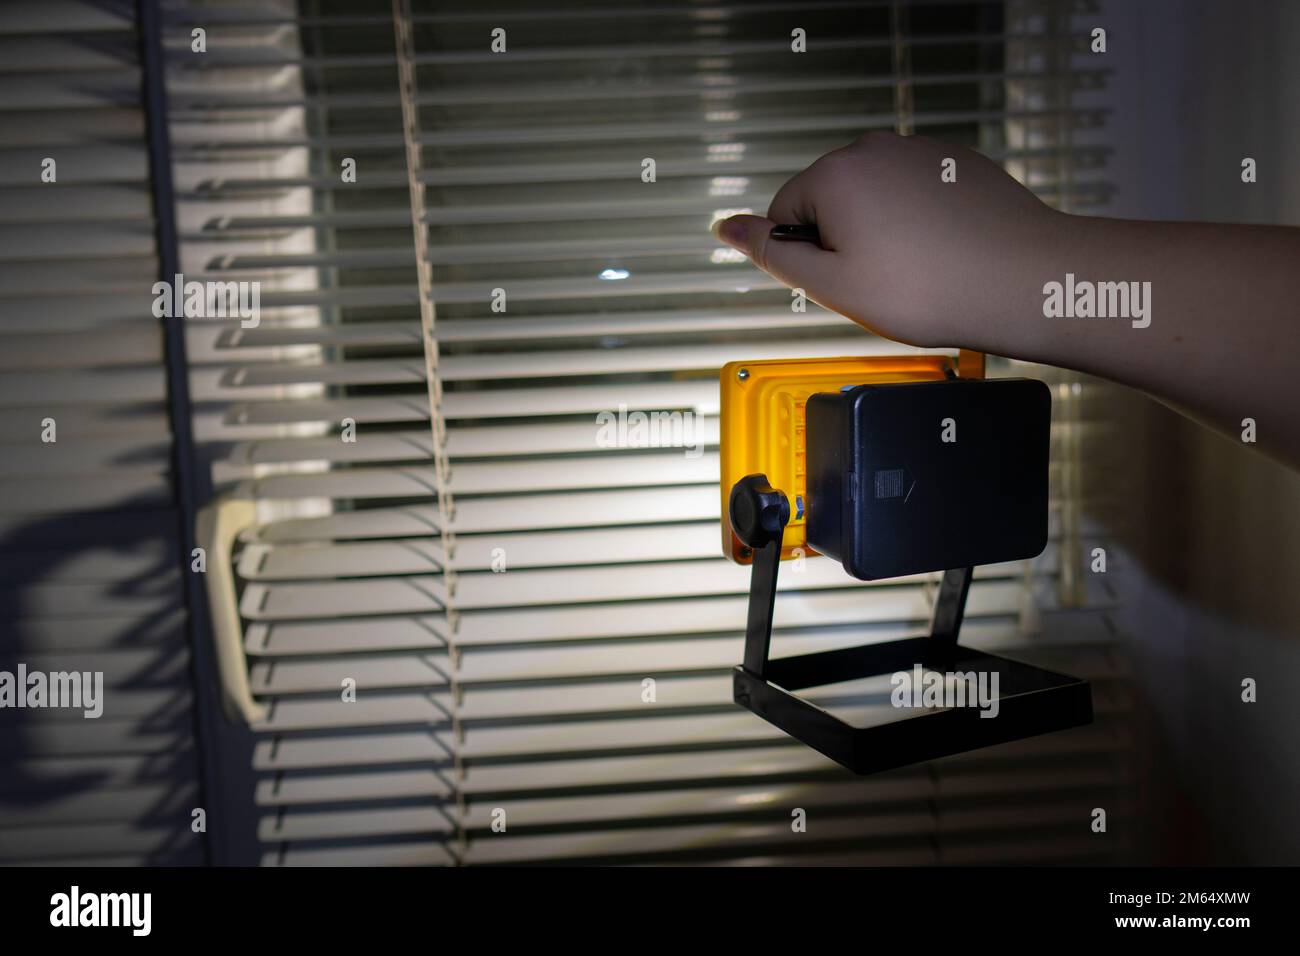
1093, 0, 1300, 862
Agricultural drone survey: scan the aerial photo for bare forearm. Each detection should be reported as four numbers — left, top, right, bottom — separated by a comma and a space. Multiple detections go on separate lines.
965, 212, 1300, 467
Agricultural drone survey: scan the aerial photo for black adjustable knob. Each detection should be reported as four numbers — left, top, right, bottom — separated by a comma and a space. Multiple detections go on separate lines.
729, 474, 790, 549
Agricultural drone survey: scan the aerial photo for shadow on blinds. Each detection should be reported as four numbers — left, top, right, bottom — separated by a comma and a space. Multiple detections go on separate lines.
0, 497, 203, 865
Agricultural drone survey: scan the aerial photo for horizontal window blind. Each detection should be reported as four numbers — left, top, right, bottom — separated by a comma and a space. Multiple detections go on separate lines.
0, 0, 203, 866
172, 0, 1132, 865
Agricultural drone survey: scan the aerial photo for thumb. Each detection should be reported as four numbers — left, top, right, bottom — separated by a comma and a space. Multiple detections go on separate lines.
712, 214, 841, 301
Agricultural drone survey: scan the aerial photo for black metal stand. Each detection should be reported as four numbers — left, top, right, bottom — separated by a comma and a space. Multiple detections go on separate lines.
729, 475, 1093, 775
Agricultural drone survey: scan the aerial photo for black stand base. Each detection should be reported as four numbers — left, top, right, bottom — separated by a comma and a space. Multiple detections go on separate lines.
733, 637, 1093, 775
728, 475, 1093, 775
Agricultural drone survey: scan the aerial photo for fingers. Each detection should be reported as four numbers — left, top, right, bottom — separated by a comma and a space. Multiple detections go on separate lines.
712, 214, 843, 303
764, 170, 823, 243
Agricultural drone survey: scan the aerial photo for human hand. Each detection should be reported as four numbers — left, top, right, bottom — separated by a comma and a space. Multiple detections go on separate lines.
712, 131, 1063, 349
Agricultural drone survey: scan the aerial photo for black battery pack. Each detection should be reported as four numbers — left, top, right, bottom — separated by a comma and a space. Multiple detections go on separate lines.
805, 377, 1051, 580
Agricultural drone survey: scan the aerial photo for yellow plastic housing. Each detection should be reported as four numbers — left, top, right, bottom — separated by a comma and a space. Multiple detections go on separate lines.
719, 352, 983, 564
